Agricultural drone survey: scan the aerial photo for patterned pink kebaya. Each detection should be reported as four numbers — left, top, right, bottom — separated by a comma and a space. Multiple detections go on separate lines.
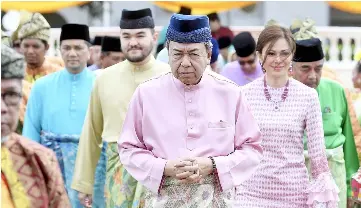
236, 76, 339, 208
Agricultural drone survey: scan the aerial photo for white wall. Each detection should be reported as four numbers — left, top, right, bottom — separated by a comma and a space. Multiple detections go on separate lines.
262, 1, 329, 26
57, 1, 330, 27
58, 6, 89, 25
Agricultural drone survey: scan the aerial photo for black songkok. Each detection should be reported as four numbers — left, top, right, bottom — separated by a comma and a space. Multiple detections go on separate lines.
92, 36, 103, 46
60, 24, 90, 42
293, 38, 324, 62
232, 32, 256, 57
101, 36, 121, 52
119, 8, 155, 29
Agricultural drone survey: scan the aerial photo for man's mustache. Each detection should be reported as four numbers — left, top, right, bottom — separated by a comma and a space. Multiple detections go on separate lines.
128, 47, 142, 51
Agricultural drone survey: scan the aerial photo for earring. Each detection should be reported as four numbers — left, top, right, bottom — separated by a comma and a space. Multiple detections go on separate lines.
258, 60, 266, 73
260, 62, 266, 73
262, 67, 266, 73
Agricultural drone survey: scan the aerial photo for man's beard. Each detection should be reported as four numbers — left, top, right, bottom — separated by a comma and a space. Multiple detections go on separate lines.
125, 44, 153, 63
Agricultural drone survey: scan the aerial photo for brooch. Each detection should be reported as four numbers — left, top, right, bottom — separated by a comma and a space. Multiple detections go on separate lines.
323, 106, 331, 114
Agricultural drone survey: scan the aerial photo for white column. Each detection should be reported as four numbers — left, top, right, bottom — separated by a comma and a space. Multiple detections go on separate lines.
102, 1, 111, 27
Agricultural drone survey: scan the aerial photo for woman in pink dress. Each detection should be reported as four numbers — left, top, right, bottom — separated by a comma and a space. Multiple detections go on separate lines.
236, 25, 339, 207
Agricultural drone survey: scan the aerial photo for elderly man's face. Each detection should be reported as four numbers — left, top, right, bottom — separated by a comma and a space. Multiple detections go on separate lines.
1, 79, 22, 137
292, 60, 324, 89
168, 41, 211, 85
120, 28, 156, 63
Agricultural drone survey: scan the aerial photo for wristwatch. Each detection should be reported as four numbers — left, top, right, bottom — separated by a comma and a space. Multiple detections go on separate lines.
208, 156, 216, 174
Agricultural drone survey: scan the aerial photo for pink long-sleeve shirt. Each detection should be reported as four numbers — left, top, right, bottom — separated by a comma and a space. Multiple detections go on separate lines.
118, 70, 263, 194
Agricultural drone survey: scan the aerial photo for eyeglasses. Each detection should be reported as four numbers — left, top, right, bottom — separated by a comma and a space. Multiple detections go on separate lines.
1, 92, 22, 106
239, 59, 255, 66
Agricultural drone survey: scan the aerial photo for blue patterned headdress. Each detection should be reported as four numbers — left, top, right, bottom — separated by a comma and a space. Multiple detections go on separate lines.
210, 38, 219, 64
166, 14, 212, 43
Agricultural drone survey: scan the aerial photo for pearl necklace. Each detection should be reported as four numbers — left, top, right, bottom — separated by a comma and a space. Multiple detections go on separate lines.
263, 77, 289, 111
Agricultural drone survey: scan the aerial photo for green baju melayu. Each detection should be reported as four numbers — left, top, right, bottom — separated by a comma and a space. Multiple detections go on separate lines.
304, 78, 360, 208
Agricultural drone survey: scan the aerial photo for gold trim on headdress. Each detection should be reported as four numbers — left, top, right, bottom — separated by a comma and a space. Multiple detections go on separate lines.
265, 19, 280, 28
18, 12, 51, 43
292, 18, 319, 41
10, 10, 33, 42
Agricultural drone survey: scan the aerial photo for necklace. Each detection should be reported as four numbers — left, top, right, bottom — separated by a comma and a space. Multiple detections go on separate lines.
263, 77, 289, 111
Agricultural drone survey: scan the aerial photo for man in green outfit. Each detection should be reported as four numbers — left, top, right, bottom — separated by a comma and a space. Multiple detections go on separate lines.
292, 37, 359, 208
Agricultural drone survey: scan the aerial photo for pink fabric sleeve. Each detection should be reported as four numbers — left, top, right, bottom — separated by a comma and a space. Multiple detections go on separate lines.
213, 91, 263, 191
305, 90, 339, 207
117, 87, 167, 194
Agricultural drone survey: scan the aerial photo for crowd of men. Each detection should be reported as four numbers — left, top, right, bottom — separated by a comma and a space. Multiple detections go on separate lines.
2, 6, 361, 208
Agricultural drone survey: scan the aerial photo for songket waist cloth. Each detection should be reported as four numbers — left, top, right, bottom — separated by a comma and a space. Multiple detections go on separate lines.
40, 131, 107, 208
143, 175, 234, 208
105, 142, 145, 207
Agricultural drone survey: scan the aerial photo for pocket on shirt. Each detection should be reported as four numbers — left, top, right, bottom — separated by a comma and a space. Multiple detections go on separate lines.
207, 121, 235, 145
208, 121, 233, 129
322, 112, 342, 135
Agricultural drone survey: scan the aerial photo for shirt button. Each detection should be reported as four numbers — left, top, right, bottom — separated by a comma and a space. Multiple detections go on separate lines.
189, 112, 193, 116
188, 99, 192, 103
190, 125, 194, 129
